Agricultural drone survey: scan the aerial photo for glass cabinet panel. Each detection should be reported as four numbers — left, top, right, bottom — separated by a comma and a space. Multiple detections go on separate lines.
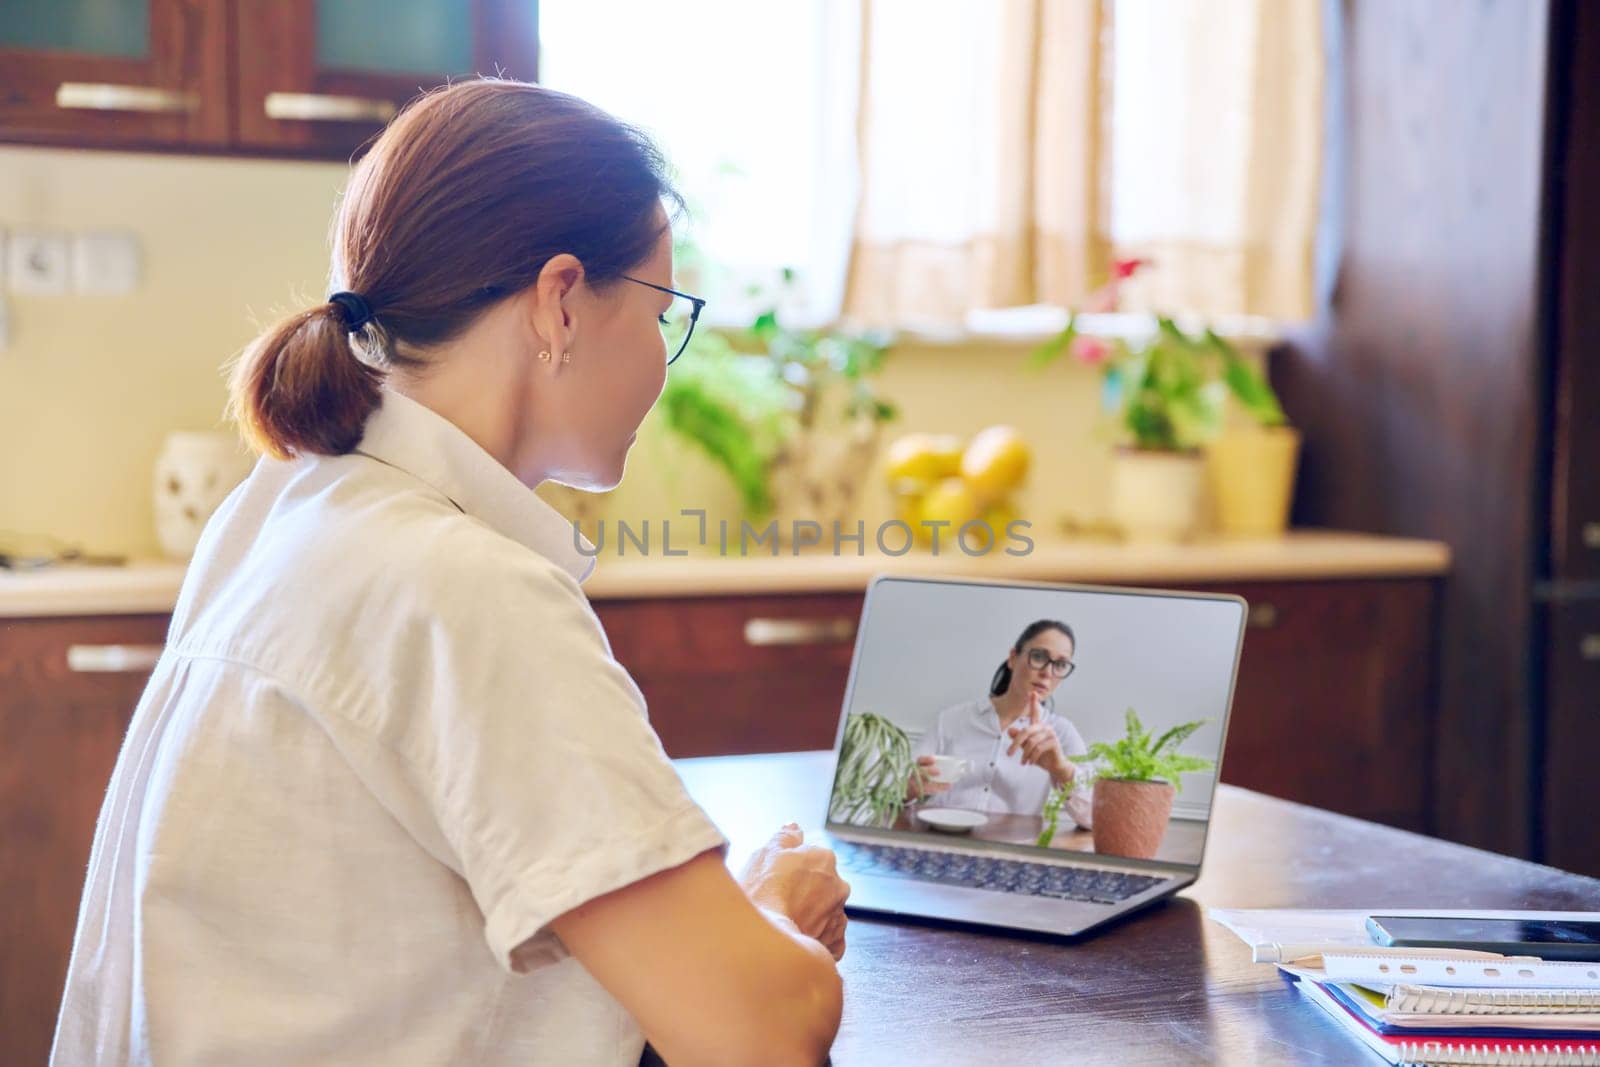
316, 0, 474, 75
0, 0, 149, 59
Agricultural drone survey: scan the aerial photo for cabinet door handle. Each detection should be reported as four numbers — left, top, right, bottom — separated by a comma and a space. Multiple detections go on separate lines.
1247, 603, 1280, 629
743, 618, 856, 647
1581, 635, 1600, 662
67, 644, 163, 673
56, 82, 199, 114
263, 92, 397, 123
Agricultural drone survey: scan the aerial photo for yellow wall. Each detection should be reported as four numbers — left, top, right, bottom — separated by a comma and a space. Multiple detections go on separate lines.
0, 146, 346, 558
0, 144, 1113, 560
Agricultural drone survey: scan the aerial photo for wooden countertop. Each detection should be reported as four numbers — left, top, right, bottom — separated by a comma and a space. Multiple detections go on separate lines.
0, 530, 1450, 618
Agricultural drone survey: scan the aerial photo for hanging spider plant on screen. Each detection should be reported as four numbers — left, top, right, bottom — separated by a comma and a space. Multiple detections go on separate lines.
829, 712, 925, 828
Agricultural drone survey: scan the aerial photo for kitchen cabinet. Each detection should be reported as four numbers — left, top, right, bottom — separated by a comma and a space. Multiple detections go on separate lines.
0, 0, 539, 159
0, 613, 167, 1067
233, 0, 537, 157
597, 576, 1443, 834
0, 0, 231, 150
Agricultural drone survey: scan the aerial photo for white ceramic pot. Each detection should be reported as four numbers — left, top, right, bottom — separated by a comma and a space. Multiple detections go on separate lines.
1108, 448, 1206, 543
153, 431, 254, 559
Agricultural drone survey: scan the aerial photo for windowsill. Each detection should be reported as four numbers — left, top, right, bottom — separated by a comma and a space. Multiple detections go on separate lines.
707, 308, 1284, 356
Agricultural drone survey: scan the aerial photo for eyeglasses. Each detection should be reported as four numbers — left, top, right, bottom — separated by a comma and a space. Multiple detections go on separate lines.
622, 275, 706, 366
1025, 647, 1075, 679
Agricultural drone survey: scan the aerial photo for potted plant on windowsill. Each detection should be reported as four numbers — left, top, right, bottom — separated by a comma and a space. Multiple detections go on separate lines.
1028, 260, 1293, 541
1049, 708, 1214, 860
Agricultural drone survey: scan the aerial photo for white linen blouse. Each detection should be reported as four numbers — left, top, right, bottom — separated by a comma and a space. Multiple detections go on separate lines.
52, 389, 728, 1066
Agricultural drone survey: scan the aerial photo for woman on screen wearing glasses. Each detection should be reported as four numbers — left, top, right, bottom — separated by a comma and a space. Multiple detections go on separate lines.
53, 80, 847, 1067
906, 620, 1095, 830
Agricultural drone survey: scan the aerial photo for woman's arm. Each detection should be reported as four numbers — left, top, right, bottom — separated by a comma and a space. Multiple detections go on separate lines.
550, 848, 843, 1067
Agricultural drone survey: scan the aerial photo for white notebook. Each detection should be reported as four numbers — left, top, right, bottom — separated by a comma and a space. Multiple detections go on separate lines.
1389, 985, 1600, 1016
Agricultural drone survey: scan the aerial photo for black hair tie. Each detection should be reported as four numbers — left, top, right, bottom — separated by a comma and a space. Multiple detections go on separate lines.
328, 290, 375, 331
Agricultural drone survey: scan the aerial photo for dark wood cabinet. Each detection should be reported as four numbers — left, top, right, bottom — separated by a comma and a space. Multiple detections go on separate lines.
1189, 578, 1439, 834
0, 0, 231, 150
232, 0, 537, 157
0, 0, 538, 159
0, 613, 168, 1067
595, 593, 863, 758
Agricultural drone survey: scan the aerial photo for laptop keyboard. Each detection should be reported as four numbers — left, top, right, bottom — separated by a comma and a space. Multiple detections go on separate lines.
834, 840, 1163, 905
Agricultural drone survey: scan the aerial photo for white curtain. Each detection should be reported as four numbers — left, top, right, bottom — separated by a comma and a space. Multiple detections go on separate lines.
843, 0, 1325, 327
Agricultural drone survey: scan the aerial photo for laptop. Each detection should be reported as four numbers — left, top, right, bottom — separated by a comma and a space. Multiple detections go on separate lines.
819, 575, 1247, 938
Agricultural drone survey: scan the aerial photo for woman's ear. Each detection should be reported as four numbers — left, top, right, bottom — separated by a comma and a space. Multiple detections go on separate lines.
530, 254, 584, 363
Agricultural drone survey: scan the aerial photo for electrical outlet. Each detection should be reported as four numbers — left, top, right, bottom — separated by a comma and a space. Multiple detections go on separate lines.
72, 230, 142, 294
8, 230, 71, 295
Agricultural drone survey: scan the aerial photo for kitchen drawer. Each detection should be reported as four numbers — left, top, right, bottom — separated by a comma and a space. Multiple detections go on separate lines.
594, 593, 863, 758
0, 613, 169, 1067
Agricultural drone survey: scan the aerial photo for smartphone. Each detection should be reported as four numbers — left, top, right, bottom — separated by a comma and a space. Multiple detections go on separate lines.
1365, 915, 1600, 961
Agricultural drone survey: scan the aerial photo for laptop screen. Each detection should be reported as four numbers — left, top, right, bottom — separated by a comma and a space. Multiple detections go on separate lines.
825, 576, 1246, 870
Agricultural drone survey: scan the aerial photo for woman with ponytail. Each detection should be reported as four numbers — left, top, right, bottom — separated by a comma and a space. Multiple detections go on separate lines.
906, 620, 1095, 829
54, 80, 844, 1067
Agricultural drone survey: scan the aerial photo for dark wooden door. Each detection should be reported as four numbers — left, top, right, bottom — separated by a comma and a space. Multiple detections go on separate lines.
232, 0, 538, 159
0, 614, 168, 1067
0, 0, 230, 150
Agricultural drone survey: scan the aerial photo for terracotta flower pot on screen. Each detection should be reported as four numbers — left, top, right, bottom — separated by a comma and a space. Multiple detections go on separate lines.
1092, 778, 1176, 859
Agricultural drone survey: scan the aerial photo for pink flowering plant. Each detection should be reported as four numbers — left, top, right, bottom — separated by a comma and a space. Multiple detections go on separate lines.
1027, 259, 1285, 452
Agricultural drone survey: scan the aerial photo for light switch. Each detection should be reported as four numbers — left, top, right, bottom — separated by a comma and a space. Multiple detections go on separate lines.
72, 230, 142, 294
7, 230, 71, 295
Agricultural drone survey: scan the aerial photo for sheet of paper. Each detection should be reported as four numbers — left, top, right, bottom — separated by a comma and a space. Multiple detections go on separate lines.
1207, 908, 1600, 964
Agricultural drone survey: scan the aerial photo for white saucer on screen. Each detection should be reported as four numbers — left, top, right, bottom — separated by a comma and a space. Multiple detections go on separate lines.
916, 808, 989, 833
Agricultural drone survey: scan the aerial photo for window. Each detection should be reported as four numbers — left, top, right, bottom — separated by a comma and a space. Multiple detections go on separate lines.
538, 0, 857, 327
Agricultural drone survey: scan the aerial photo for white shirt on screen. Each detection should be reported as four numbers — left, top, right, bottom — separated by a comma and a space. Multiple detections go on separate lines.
912, 695, 1095, 829
52, 388, 727, 1066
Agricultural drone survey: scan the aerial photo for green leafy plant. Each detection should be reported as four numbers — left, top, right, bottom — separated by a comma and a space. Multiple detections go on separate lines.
1027, 260, 1287, 451
657, 266, 897, 516
1036, 708, 1215, 847
830, 712, 925, 828
658, 329, 792, 514
751, 269, 897, 428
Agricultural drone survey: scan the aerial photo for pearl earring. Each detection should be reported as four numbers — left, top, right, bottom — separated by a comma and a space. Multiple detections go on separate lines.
537, 350, 551, 362
561, 352, 572, 364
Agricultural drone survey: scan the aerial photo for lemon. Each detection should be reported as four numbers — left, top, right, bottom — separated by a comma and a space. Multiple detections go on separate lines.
918, 478, 980, 542
889, 481, 925, 529
884, 433, 965, 485
960, 425, 1031, 505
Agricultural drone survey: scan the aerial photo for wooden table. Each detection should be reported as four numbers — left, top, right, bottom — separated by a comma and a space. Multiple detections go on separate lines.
674, 751, 1600, 1066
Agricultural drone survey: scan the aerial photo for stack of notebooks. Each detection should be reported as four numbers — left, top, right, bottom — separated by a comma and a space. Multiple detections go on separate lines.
1211, 908, 1600, 1067
1294, 966, 1600, 1066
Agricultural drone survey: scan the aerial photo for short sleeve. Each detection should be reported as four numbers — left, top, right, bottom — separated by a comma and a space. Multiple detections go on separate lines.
372, 545, 728, 973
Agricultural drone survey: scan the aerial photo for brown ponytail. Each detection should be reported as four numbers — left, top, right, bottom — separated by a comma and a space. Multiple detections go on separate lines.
229, 304, 385, 460
228, 78, 680, 460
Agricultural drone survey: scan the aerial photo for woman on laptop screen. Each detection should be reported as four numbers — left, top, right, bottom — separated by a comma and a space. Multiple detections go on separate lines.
906, 620, 1094, 828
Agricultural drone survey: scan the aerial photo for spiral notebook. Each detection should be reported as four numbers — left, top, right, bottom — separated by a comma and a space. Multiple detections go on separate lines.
1298, 979, 1600, 1066
1387, 986, 1600, 1016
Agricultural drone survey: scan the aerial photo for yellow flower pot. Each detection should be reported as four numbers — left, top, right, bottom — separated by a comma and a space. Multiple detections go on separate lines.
1206, 426, 1302, 537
